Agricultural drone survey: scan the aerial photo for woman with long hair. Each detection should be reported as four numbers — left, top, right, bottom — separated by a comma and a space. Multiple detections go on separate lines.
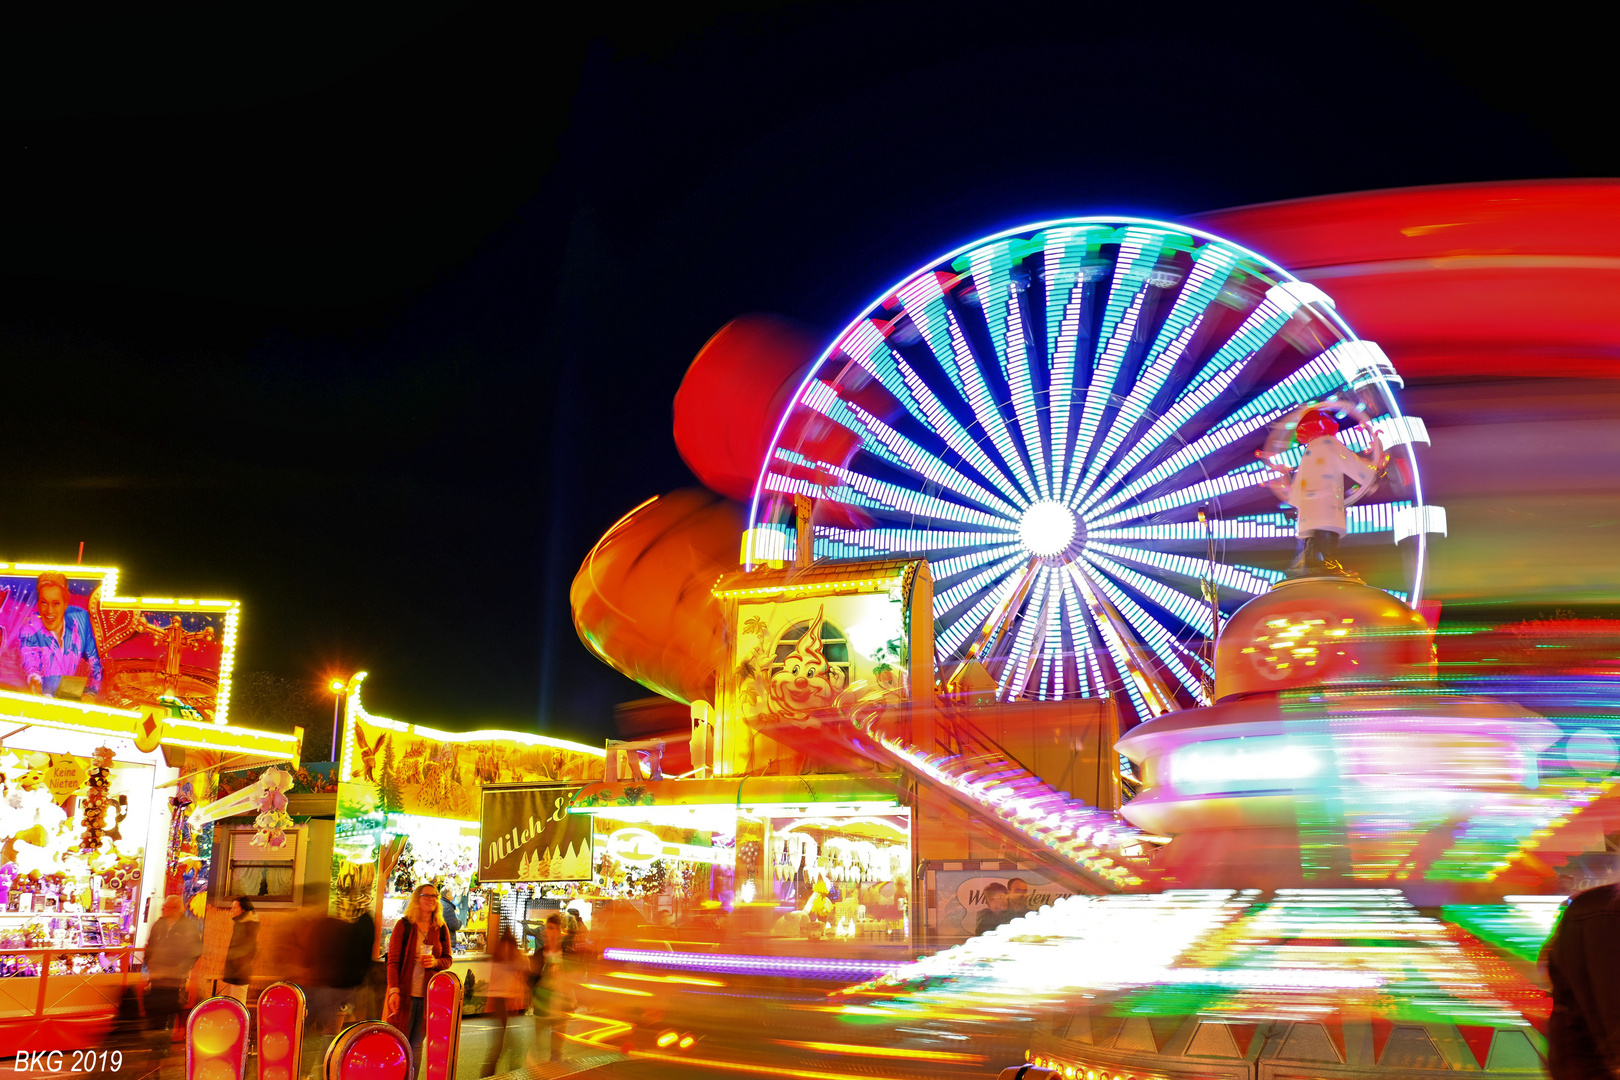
383, 884, 453, 1057
482, 927, 528, 1076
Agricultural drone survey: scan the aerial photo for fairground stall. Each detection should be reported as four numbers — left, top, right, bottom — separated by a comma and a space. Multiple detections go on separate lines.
329, 672, 604, 1014
0, 560, 300, 1055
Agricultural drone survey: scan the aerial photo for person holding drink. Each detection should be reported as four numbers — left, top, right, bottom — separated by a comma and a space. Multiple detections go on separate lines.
384, 884, 453, 1058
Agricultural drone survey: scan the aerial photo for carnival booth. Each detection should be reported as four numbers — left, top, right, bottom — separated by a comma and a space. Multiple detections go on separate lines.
330, 673, 605, 1014
568, 774, 912, 945
0, 559, 300, 1055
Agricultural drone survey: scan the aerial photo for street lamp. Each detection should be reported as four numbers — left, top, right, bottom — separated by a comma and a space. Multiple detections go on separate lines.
329, 679, 347, 763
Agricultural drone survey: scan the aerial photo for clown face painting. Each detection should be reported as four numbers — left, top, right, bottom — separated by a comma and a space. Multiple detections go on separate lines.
767, 606, 848, 724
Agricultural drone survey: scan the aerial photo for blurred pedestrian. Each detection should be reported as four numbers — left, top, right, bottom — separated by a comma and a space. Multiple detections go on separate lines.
440, 886, 463, 937
221, 897, 258, 1003
384, 884, 452, 1059
143, 895, 202, 1043
528, 914, 573, 1065
1547, 883, 1620, 1079
482, 928, 528, 1076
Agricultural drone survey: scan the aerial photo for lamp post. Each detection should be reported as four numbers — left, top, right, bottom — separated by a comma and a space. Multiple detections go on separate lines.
329, 679, 347, 763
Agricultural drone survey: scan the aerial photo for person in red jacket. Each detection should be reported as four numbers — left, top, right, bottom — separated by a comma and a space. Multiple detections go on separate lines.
383, 884, 453, 1057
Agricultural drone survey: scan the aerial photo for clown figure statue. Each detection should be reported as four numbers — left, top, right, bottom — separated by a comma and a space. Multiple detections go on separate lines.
1265, 408, 1385, 577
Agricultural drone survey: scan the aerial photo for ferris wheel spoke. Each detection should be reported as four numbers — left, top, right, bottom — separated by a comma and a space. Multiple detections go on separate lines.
1043, 584, 1068, 700
937, 555, 1036, 657
1085, 541, 1282, 595
899, 357, 1028, 508
1058, 572, 1105, 699
998, 569, 1055, 701
788, 450, 1014, 530
934, 547, 1034, 625
1090, 520, 1293, 542
763, 468, 886, 511
930, 542, 1027, 582
1064, 565, 1155, 717
842, 399, 1025, 518
1087, 398, 1297, 521
898, 269, 1039, 500
1070, 243, 1239, 503
1072, 311, 1206, 504
1041, 226, 1111, 494
1179, 287, 1297, 398
799, 379, 909, 470
1090, 460, 1273, 528
836, 319, 931, 428
1205, 354, 1347, 436
968, 241, 1017, 379
1062, 229, 1167, 503
1083, 550, 1220, 645
1080, 558, 1208, 695
1078, 357, 1255, 517
894, 268, 1030, 495
999, 272, 1052, 500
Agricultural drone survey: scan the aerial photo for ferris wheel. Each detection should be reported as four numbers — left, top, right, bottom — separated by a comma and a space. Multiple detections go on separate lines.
746, 218, 1434, 720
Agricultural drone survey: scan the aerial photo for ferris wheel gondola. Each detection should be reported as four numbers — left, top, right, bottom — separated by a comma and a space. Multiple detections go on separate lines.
746, 218, 1431, 722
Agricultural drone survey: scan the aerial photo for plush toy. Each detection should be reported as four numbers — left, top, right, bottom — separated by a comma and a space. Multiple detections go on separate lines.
0, 862, 18, 906
802, 873, 834, 921
251, 766, 295, 850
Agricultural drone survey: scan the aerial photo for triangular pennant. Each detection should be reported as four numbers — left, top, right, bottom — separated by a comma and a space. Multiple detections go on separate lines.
1228, 1024, 1259, 1059
1321, 1019, 1347, 1064
1371, 1018, 1395, 1063
1457, 1025, 1496, 1069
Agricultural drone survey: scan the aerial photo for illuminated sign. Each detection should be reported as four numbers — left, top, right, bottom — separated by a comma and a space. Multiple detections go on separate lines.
478, 783, 592, 883
0, 562, 241, 725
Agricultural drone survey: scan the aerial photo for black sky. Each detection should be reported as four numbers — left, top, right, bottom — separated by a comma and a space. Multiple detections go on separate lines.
0, 3, 1597, 746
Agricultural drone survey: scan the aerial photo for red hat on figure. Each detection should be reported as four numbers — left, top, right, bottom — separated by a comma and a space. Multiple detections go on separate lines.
1294, 408, 1338, 443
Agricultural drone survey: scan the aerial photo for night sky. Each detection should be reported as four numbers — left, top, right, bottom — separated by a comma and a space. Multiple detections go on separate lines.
0, 5, 1600, 747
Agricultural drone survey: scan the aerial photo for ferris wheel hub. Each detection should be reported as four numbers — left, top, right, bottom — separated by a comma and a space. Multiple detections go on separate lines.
1018, 500, 1080, 560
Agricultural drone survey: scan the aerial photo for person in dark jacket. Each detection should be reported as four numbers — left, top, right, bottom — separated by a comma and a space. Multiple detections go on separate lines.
440, 886, 463, 936
221, 897, 258, 1003
1547, 883, 1620, 1080
383, 884, 453, 1057
144, 895, 203, 1036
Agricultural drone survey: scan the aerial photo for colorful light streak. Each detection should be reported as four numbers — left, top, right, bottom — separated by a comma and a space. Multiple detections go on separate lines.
600, 948, 905, 981
771, 1039, 985, 1064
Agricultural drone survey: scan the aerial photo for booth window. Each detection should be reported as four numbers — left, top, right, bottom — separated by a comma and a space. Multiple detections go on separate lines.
215, 826, 302, 906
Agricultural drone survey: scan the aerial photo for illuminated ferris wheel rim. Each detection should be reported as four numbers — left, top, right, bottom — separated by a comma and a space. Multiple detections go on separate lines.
744, 215, 1432, 711
746, 214, 1424, 521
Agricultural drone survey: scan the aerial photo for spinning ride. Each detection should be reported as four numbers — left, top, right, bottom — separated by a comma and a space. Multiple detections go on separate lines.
747, 219, 1432, 718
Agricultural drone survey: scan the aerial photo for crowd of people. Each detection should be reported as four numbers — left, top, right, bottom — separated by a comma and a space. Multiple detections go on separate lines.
107, 884, 594, 1079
